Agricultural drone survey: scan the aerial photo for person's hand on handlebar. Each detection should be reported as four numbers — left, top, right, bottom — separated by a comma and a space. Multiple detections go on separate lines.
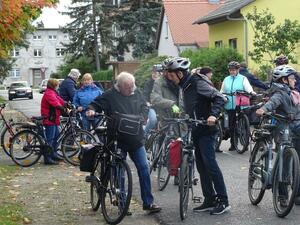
207, 115, 217, 126
86, 109, 95, 117
256, 108, 265, 116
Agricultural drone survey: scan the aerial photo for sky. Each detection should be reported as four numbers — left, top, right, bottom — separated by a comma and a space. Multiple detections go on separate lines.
33, 0, 72, 28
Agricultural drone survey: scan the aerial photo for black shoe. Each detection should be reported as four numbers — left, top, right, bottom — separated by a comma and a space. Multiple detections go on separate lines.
174, 176, 179, 185
126, 211, 132, 216
228, 146, 236, 151
210, 199, 231, 215
44, 159, 59, 165
51, 155, 63, 161
143, 204, 161, 214
295, 196, 300, 205
193, 199, 216, 212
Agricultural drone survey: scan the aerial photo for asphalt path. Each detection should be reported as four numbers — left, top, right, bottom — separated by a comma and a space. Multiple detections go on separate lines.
1, 89, 300, 225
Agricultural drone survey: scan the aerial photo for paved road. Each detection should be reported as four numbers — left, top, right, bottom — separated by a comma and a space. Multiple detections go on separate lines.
1, 90, 300, 225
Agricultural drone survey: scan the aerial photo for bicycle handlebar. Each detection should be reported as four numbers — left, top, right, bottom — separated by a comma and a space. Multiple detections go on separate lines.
162, 117, 208, 125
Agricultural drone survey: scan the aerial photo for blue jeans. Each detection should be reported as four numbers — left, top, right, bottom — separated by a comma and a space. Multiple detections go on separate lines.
44, 125, 60, 158
81, 112, 99, 130
124, 146, 154, 207
193, 133, 228, 202
144, 108, 157, 136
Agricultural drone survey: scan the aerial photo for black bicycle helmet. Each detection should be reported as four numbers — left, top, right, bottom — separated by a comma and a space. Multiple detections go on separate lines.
227, 61, 240, 69
274, 54, 289, 66
272, 65, 296, 81
163, 57, 191, 71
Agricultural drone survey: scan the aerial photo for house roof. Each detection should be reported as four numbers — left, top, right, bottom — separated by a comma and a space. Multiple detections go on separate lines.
193, 0, 255, 24
156, 0, 223, 48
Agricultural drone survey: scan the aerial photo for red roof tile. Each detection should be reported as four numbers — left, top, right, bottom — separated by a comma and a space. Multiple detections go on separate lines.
163, 0, 223, 46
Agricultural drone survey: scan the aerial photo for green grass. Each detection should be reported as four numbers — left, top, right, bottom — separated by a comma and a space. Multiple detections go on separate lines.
0, 165, 27, 225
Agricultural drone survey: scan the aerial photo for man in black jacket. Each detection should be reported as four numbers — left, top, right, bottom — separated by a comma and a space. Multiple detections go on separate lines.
165, 57, 230, 215
239, 63, 268, 90
59, 68, 81, 102
86, 72, 161, 214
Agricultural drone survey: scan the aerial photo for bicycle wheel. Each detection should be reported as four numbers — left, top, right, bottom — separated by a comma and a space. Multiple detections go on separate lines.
234, 114, 250, 154
148, 133, 161, 173
179, 154, 190, 220
1, 122, 25, 157
248, 141, 267, 205
273, 147, 300, 218
10, 129, 43, 167
90, 161, 102, 211
61, 129, 96, 166
215, 120, 223, 151
157, 137, 171, 191
101, 160, 132, 225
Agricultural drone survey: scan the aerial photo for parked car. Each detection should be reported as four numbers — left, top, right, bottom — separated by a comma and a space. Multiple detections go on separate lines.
39, 79, 48, 93
8, 81, 33, 100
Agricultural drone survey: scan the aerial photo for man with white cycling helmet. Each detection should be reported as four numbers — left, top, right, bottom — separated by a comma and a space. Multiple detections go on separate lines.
164, 56, 231, 215
220, 61, 255, 152
256, 64, 300, 205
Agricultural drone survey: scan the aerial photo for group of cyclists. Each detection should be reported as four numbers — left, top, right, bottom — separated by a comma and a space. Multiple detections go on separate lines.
36, 53, 300, 220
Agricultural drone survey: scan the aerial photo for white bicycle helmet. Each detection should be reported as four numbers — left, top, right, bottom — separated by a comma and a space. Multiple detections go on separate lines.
272, 65, 297, 81
163, 57, 191, 71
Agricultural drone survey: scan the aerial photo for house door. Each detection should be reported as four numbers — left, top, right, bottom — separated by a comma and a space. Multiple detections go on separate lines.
32, 69, 42, 87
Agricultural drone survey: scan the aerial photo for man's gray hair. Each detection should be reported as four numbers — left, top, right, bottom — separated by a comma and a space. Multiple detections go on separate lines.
115, 72, 135, 86
68, 68, 81, 80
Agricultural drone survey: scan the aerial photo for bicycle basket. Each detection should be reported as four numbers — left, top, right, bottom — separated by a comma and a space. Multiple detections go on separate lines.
79, 144, 100, 172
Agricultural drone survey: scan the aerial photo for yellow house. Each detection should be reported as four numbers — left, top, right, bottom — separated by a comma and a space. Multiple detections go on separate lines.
193, 0, 300, 71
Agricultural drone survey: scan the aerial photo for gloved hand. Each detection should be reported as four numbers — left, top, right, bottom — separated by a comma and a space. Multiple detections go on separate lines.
171, 104, 181, 114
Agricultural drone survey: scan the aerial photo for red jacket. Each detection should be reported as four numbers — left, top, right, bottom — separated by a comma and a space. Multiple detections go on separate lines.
41, 88, 65, 125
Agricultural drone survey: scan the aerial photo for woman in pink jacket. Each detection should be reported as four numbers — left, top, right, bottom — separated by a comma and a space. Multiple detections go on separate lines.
41, 79, 65, 165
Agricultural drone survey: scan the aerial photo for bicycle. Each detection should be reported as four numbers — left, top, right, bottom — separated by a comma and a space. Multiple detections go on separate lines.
84, 116, 132, 225
248, 112, 300, 217
9, 109, 96, 167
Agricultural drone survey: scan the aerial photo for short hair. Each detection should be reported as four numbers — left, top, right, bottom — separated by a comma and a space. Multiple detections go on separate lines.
81, 73, 93, 83
240, 62, 248, 68
68, 68, 81, 79
47, 78, 60, 89
116, 72, 135, 87
199, 66, 213, 75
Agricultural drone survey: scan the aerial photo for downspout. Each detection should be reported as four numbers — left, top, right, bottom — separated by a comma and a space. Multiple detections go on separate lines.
226, 15, 248, 64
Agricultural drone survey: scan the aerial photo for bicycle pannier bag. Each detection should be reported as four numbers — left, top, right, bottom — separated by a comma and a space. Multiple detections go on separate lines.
235, 94, 250, 106
79, 144, 98, 172
168, 138, 182, 176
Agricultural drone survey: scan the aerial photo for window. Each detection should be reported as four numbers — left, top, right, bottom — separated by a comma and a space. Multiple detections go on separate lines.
49, 35, 57, 40
56, 48, 64, 57
33, 35, 42, 40
10, 48, 20, 57
9, 69, 20, 78
215, 40, 223, 48
229, 38, 237, 49
34, 49, 42, 57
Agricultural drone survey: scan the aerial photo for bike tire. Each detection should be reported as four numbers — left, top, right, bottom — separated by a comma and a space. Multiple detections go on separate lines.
234, 114, 250, 154
149, 134, 161, 174
10, 129, 43, 167
215, 120, 223, 152
90, 161, 102, 211
61, 129, 96, 166
272, 147, 300, 218
101, 160, 132, 225
179, 154, 190, 220
1, 122, 25, 157
248, 141, 267, 205
157, 137, 171, 191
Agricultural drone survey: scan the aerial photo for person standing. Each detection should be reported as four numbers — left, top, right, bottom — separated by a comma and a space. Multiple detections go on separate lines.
73, 73, 102, 130
59, 68, 81, 102
41, 79, 66, 165
239, 62, 268, 90
87, 72, 161, 214
165, 57, 230, 215
220, 61, 255, 151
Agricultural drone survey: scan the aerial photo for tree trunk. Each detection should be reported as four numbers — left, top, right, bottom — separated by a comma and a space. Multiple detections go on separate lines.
92, 0, 101, 71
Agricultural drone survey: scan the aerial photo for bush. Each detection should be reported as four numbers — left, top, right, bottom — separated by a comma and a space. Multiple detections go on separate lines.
134, 54, 168, 87
180, 48, 244, 84
253, 64, 272, 82
93, 70, 113, 81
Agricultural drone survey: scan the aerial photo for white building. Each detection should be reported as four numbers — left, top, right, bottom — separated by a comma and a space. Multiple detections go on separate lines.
6, 28, 69, 87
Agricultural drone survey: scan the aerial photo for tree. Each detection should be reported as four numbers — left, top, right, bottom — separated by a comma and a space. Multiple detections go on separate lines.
62, 0, 114, 71
246, 7, 300, 64
112, 1, 161, 58
0, 0, 58, 58
0, 57, 14, 82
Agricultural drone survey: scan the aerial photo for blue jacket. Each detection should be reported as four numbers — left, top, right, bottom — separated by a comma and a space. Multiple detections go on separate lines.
239, 68, 268, 90
222, 74, 246, 110
59, 77, 77, 102
73, 84, 102, 110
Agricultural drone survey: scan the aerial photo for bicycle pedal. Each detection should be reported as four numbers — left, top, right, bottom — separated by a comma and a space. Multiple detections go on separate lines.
193, 196, 202, 203
85, 175, 96, 183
